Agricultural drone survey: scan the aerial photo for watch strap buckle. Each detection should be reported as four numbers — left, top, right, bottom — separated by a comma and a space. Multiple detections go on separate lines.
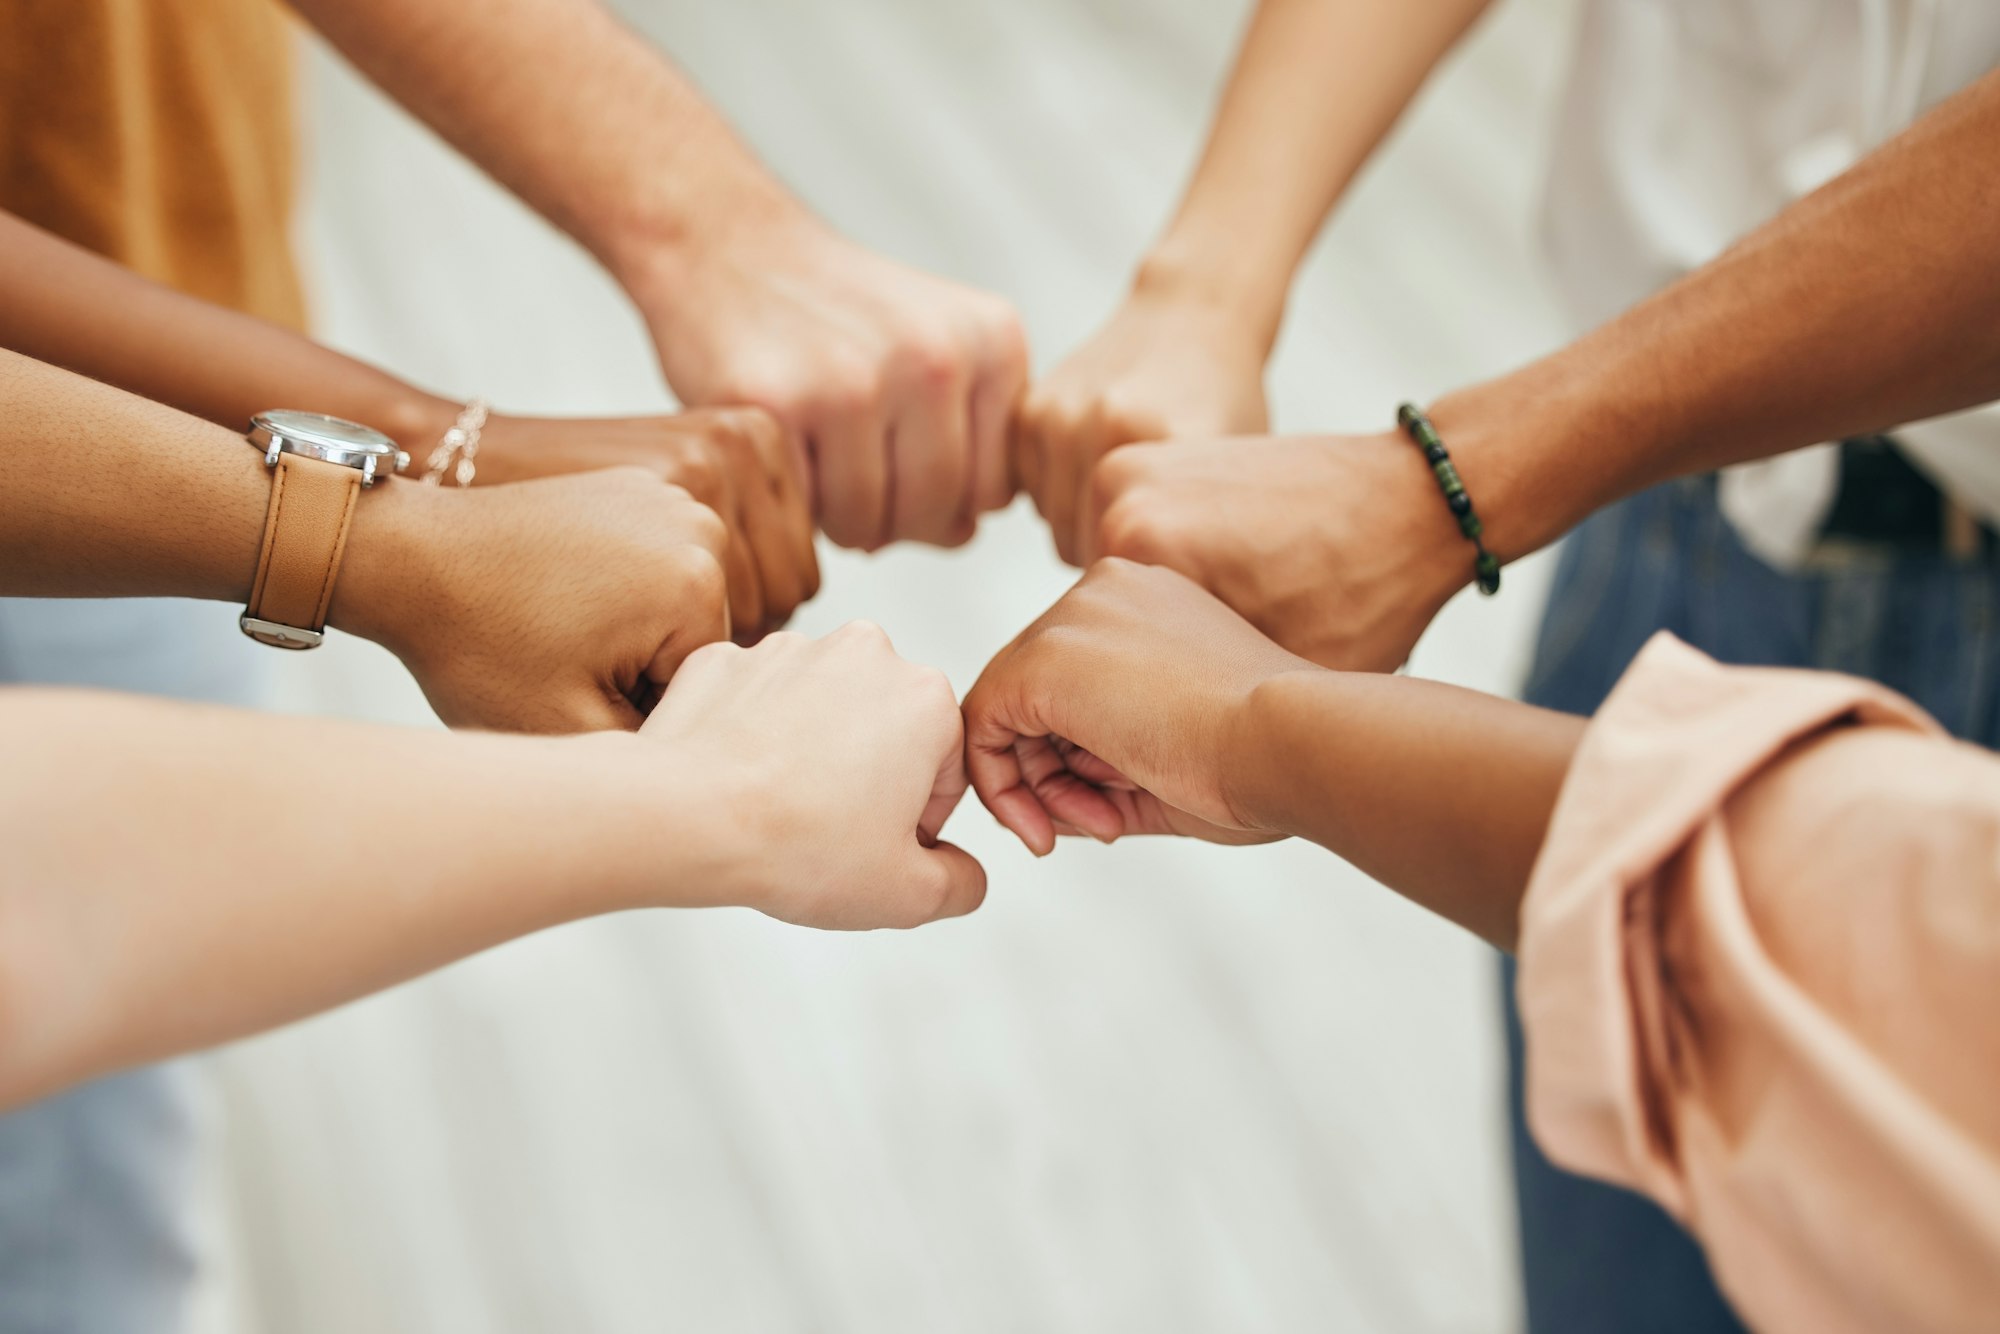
239, 616, 324, 650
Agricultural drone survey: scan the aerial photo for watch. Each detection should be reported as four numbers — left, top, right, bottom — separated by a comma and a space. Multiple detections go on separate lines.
240, 410, 410, 650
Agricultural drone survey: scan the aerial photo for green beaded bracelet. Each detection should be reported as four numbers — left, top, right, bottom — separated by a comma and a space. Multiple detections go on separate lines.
1396, 403, 1501, 596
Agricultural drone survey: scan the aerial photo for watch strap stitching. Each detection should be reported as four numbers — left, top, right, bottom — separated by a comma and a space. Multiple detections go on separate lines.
247, 454, 363, 634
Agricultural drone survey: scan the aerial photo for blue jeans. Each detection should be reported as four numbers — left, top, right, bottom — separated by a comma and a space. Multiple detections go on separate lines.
0, 598, 268, 1334
1501, 477, 2000, 1333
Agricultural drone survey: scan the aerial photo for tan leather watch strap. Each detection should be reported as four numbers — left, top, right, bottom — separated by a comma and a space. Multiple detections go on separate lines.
244, 452, 363, 646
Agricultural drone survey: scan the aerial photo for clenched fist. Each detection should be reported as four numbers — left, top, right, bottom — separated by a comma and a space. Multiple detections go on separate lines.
342, 468, 732, 733
472, 407, 819, 642
1081, 433, 1476, 672
641, 621, 986, 930
1015, 284, 1269, 564
963, 558, 1309, 853
636, 212, 1029, 551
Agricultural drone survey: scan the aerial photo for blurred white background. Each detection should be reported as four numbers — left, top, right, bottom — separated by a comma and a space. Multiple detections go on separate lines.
196, 0, 1581, 1329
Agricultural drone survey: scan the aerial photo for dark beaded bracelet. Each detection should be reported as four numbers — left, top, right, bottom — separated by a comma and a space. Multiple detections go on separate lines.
1396, 403, 1501, 596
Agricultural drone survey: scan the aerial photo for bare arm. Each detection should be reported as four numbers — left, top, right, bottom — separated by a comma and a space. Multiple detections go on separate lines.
286, 0, 1028, 551
0, 348, 735, 731
0, 209, 456, 448
0, 212, 818, 640
1228, 668, 1580, 948
1143, 0, 1496, 349
0, 623, 983, 1109
1018, 0, 1493, 561
962, 560, 1580, 950
0, 697, 655, 1106
1086, 68, 2000, 674
1443, 65, 2000, 559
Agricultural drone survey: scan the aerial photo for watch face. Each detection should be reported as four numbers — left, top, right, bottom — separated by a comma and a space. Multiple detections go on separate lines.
253, 410, 397, 453
250, 410, 407, 478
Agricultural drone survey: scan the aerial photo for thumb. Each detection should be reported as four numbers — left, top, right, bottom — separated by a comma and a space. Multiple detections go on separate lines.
905, 840, 988, 925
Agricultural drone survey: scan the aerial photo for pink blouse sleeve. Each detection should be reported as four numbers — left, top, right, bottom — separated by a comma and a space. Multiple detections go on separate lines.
1517, 633, 2000, 1334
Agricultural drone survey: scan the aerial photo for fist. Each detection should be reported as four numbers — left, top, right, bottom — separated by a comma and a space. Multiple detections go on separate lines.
642, 622, 986, 930
640, 216, 1029, 551
1082, 433, 1472, 672
1015, 288, 1268, 564
360, 468, 732, 733
471, 407, 819, 643
963, 557, 1307, 854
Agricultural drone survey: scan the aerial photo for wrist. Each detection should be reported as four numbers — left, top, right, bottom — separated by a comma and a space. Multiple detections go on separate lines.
327, 476, 450, 655
536, 731, 746, 912
1423, 343, 1685, 563
1219, 668, 1324, 836
604, 160, 811, 305
1133, 239, 1289, 358
371, 387, 464, 462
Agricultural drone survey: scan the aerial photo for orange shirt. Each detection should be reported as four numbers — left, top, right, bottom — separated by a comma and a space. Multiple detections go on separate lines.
0, 0, 303, 327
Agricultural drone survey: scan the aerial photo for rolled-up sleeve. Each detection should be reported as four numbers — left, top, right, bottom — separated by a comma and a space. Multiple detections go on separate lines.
1518, 633, 2000, 1334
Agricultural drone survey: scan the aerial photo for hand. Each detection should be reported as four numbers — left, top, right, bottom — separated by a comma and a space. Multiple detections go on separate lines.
471, 408, 819, 642
341, 468, 731, 732
963, 557, 1311, 854
1016, 286, 1269, 564
1082, 432, 1473, 671
640, 622, 986, 930
632, 211, 1029, 550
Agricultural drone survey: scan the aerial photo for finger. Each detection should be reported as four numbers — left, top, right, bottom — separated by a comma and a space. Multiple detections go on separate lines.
1064, 413, 1125, 567
716, 485, 768, 646
1078, 457, 1114, 568
813, 410, 888, 551
905, 839, 987, 924
1016, 733, 1125, 843
1011, 408, 1048, 518
744, 413, 821, 601
891, 375, 972, 546
921, 714, 971, 844
963, 694, 1057, 857
728, 445, 807, 630
1042, 415, 1084, 566
968, 326, 1027, 517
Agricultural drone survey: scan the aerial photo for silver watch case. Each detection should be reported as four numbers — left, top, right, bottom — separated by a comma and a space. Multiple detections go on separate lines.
247, 409, 410, 486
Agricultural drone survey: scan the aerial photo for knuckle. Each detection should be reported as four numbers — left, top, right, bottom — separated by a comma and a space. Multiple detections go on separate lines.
1101, 400, 1163, 445
982, 305, 1028, 370
756, 628, 810, 655
914, 663, 958, 711
673, 541, 729, 606
835, 618, 892, 647
810, 363, 886, 421
1090, 554, 1151, 585
896, 336, 964, 395
717, 404, 781, 442
675, 449, 727, 503
1088, 450, 1139, 511
683, 499, 730, 552
1094, 496, 1163, 562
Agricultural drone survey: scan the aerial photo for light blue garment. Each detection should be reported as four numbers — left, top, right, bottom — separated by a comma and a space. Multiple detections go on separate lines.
0, 597, 269, 1334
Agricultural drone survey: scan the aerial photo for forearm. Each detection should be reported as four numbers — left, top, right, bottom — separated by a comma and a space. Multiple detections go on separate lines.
1139, 0, 1493, 351
0, 212, 459, 451
1229, 669, 1584, 949
0, 348, 431, 645
0, 692, 699, 1108
287, 0, 797, 289
1438, 67, 2000, 561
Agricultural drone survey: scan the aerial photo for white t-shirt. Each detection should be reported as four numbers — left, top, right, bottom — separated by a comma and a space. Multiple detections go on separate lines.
1540, 0, 2000, 565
